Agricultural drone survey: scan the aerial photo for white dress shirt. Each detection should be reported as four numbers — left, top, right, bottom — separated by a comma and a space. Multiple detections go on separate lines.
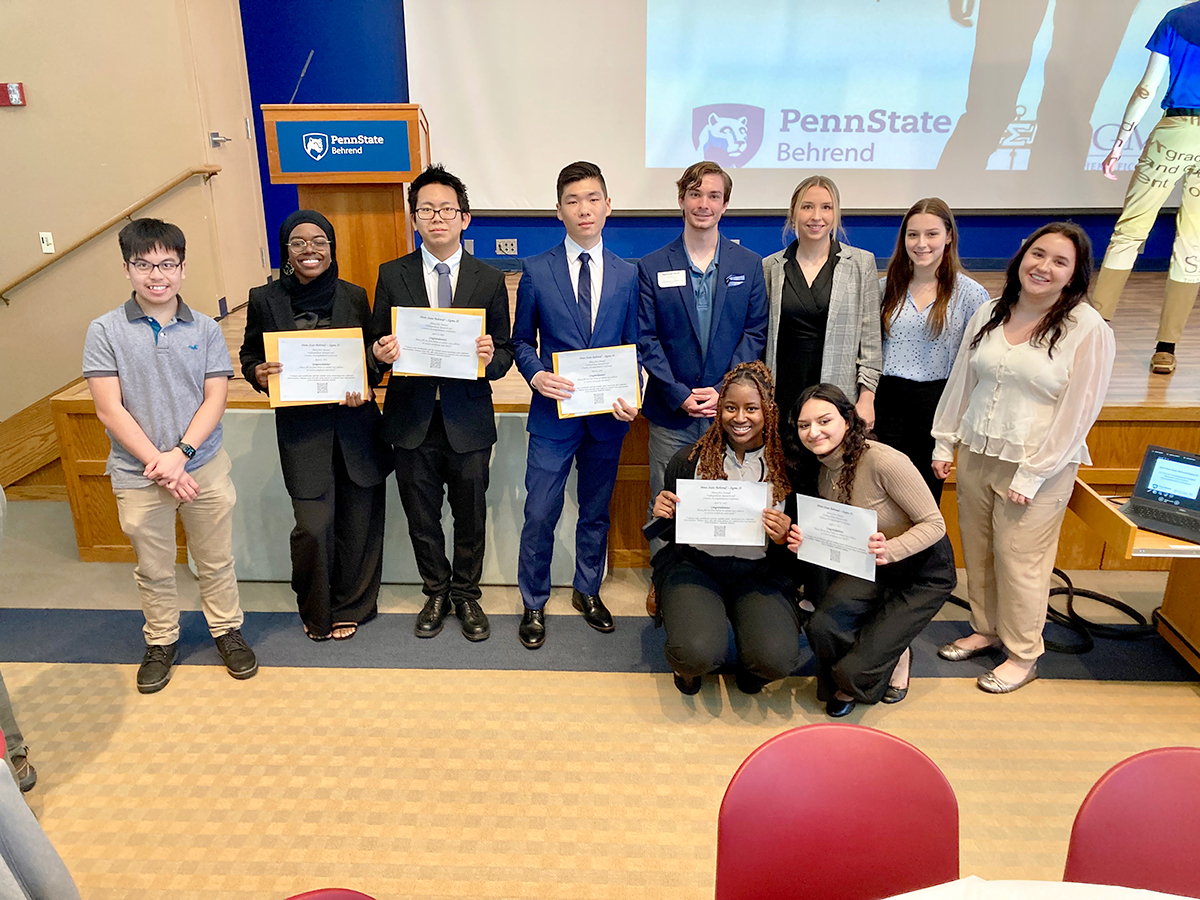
563, 235, 603, 328
420, 243, 463, 308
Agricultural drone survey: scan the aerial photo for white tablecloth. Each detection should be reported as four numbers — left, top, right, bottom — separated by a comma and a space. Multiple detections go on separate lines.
891, 876, 1190, 900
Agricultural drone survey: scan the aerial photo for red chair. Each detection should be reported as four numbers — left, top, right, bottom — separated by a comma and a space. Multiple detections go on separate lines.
715, 723, 958, 900
1063, 746, 1200, 897
285, 891, 375, 900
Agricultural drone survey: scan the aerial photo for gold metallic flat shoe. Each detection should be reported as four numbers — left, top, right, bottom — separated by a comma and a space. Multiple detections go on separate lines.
937, 639, 1001, 661
977, 663, 1038, 694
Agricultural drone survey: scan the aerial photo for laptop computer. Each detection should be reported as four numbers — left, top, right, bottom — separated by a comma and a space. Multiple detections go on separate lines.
1119, 444, 1200, 544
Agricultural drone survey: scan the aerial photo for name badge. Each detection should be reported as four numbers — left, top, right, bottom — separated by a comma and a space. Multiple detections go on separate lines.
658, 270, 687, 289
725, 274, 746, 287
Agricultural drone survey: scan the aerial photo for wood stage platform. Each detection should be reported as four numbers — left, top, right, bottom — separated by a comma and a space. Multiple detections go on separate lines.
50, 271, 1200, 571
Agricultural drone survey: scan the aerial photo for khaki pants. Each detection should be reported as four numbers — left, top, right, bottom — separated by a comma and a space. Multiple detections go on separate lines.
114, 448, 243, 645
955, 452, 1077, 661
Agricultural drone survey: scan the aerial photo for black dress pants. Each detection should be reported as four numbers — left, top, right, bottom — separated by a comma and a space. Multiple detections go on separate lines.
660, 551, 802, 682
395, 405, 490, 603
289, 439, 386, 633
806, 535, 956, 703
872, 375, 948, 505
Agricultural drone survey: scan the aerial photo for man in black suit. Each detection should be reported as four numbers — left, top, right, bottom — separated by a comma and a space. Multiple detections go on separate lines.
369, 165, 514, 642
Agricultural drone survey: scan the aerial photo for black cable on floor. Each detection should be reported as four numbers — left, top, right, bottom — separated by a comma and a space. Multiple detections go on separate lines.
944, 568, 1158, 656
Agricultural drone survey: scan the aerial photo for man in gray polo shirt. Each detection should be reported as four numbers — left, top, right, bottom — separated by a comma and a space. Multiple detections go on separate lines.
83, 218, 257, 693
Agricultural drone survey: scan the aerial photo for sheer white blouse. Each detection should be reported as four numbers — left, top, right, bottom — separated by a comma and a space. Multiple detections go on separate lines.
931, 299, 1115, 499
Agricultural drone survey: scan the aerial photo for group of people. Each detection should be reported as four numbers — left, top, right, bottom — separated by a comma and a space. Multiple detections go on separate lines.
71, 156, 1114, 718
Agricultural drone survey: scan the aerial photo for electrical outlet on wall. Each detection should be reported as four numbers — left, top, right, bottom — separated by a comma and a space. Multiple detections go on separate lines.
39, 232, 54, 254
496, 239, 518, 256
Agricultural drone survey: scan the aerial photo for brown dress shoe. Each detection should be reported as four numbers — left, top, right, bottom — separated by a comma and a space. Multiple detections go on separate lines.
646, 584, 657, 618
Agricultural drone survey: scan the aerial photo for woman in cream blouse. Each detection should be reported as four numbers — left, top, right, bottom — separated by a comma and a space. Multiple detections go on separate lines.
931, 222, 1115, 693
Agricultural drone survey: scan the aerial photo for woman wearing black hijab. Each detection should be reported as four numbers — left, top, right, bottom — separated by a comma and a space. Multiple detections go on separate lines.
239, 210, 391, 640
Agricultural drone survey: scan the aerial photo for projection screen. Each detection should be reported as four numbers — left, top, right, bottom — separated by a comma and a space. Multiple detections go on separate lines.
405, 0, 1176, 212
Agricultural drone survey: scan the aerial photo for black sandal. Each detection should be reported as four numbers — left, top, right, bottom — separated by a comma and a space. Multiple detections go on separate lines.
331, 622, 358, 641
304, 625, 332, 642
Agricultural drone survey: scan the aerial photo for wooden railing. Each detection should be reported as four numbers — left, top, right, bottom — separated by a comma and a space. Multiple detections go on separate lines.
0, 164, 221, 304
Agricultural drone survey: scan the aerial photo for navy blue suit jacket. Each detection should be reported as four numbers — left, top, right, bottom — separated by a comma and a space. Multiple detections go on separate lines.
637, 234, 768, 429
513, 242, 639, 441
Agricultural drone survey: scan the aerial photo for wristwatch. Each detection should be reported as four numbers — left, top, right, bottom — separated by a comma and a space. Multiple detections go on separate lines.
176, 441, 196, 459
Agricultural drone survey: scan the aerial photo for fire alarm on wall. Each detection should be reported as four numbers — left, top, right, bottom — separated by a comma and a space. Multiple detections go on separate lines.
0, 83, 26, 107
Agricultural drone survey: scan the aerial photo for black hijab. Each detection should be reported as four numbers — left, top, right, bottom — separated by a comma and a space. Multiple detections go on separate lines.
279, 209, 339, 316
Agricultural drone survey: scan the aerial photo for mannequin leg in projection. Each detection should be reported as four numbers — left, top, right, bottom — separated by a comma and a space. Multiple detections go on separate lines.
1027, 0, 1140, 183
936, 0, 1049, 174
1094, 117, 1200, 373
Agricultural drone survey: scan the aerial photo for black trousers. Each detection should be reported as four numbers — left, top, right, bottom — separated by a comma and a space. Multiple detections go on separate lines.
394, 405, 490, 603
872, 375, 948, 505
806, 535, 956, 704
289, 439, 386, 633
660, 551, 802, 682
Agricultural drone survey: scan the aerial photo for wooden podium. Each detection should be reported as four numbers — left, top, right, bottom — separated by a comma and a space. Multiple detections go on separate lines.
260, 103, 430, 299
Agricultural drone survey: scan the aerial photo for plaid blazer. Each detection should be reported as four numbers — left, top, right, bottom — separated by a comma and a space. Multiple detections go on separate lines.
762, 241, 882, 399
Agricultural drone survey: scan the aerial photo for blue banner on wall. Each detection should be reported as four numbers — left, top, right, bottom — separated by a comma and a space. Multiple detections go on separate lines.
276, 120, 411, 173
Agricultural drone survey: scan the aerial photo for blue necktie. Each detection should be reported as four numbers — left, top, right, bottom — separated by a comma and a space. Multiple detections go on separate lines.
434, 262, 452, 308
577, 251, 592, 342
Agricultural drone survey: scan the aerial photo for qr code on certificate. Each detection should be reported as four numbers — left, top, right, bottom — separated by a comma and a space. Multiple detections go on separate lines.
714, 525, 726, 538
593, 392, 606, 405
315, 383, 329, 395
829, 549, 841, 563
430, 357, 442, 370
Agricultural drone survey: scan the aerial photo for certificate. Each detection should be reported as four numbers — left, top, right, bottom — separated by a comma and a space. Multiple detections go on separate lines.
552, 344, 641, 418
391, 306, 486, 380
674, 479, 769, 547
263, 328, 368, 409
793, 494, 878, 581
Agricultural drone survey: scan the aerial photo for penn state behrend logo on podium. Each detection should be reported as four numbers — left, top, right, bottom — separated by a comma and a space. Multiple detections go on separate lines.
692, 104, 765, 168
302, 133, 330, 161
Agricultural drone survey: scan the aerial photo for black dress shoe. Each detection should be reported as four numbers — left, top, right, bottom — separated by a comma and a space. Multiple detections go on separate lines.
454, 598, 490, 642
825, 696, 857, 717
519, 608, 546, 649
415, 594, 452, 638
673, 672, 701, 695
882, 685, 908, 704
572, 588, 615, 632
735, 669, 767, 695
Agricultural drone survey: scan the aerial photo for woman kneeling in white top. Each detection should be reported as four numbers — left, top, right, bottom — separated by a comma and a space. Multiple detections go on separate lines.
931, 222, 1115, 693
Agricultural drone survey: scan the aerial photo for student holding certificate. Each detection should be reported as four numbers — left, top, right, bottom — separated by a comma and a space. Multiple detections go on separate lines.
648, 361, 799, 696
239, 211, 390, 641
786, 383, 955, 718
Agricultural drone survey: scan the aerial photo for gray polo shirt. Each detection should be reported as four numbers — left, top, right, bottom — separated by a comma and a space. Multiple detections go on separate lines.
82, 295, 234, 489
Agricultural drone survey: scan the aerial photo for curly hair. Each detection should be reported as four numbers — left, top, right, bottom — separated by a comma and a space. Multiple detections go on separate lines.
970, 221, 1094, 358
786, 383, 869, 503
688, 361, 792, 504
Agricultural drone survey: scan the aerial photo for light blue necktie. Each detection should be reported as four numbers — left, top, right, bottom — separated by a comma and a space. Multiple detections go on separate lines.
434, 262, 452, 308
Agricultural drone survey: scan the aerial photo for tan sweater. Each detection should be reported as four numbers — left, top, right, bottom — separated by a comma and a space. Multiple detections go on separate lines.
817, 440, 946, 563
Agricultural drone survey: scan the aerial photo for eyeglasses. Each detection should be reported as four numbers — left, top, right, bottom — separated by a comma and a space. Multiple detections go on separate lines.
287, 237, 330, 252
129, 259, 181, 274
413, 207, 463, 221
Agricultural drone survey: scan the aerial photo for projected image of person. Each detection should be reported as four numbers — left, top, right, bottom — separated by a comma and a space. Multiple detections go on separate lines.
931, 223, 1114, 694
239, 211, 390, 642
874, 198, 989, 505
786, 383, 955, 718
648, 362, 800, 697
938, 0, 1139, 180
1093, 2, 1200, 376
762, 175, 881, 492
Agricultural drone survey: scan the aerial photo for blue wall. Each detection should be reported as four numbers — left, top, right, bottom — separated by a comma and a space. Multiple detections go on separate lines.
239, 0, 408, 267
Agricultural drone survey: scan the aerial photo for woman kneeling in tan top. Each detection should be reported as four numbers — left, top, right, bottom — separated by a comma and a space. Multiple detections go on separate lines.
787, 383, 956, 717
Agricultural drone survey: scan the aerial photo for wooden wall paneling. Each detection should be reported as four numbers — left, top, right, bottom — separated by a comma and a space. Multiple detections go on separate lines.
0, 381, 75, 487
609, 416, 651, 569
5, 458, 67, 501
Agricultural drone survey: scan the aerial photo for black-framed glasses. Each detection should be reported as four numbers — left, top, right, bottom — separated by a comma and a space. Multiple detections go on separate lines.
287, 237, 330, 252
129, 259, 181, 274
414, 207, 463, 221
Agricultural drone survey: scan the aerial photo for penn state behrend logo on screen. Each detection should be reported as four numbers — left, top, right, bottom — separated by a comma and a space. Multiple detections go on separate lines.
302, 133, 329, 161
692, 104, 765, 168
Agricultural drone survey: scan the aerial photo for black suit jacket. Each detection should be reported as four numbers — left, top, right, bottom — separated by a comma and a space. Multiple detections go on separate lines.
369, 249, 514, 452
239, 279, 391, 499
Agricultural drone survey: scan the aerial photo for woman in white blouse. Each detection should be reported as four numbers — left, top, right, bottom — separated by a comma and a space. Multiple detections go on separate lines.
930, 222, 1115, 693
876, 198, 989, 504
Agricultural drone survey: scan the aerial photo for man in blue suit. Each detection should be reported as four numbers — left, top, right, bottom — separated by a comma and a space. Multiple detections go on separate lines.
637, 161, 768, 563
512, 161, 640, 649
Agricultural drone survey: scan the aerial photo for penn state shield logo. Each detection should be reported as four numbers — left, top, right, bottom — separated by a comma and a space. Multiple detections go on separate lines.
302, 133, 329, 161
692, 104, 765, 168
